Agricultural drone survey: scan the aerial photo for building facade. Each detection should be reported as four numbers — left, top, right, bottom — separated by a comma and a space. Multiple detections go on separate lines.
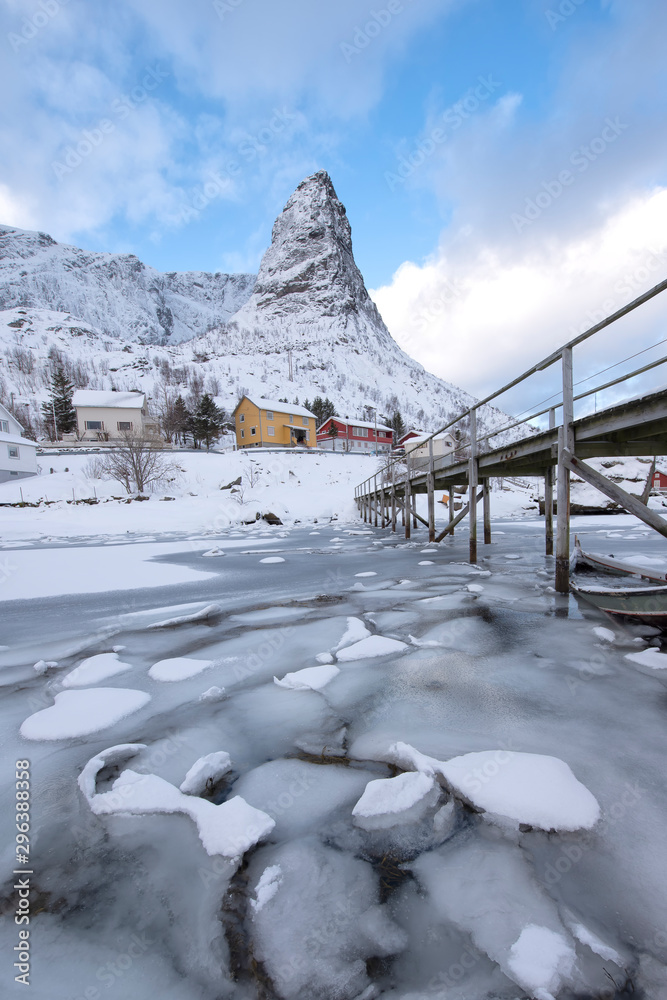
0, 402, 38, 484
233, 396, 317, 448
316, 417, 393, 453
653, 470, 667, 492
72, 390, 158, 441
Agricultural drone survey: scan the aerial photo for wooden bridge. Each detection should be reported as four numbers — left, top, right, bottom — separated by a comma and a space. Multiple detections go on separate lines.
355, 278, 667, 593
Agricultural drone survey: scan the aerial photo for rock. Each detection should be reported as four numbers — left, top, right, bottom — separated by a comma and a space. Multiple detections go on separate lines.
220, 476, 242, 490
262, 512, 283, 525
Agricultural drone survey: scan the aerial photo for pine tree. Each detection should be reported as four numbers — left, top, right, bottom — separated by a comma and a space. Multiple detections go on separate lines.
172, 395, 191, 445
311, 396, 324, 425
190, 394, 224, 451
322, 397, 337, 422
42, 365, 76, 440
327, 420, 338, 451
390, 410, 405, 445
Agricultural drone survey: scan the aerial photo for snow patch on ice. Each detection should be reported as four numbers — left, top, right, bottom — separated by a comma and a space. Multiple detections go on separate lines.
355, 571, 377, 577
20, 688, 150, 740
61, 652, 133, 688
180, 751, 232, 795
260, 556, 285, 564
337, 635, 408, 662
507, 924, 576, 1000
149, 657, 215, 682
352, 771, 439, 830
625, 647, 667, 670
251, 865, 283, 914
199, 685, 225, 702
332, 617, 371, 651
593, 626, 615, 643
274, 664, 340, 691
147, 603, 221, 628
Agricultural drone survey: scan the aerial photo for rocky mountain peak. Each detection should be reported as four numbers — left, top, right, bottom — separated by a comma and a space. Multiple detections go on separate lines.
228, 170, 391, 340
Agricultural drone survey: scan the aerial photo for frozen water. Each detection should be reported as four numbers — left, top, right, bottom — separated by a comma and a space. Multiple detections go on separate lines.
3, 518, 667, 998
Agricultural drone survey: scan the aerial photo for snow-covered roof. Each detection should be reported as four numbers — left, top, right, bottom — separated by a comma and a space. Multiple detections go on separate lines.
0, 431, 38, 448
317, 417, 392, 433
406, 431, 457, 445
72, 390, 145, 409
238, 396, 315, 419
0, 400, 23, 430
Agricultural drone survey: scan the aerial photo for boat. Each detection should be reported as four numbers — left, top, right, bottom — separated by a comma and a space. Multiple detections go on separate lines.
570, 536, 667, 627
570, 582, 667, 628
570, 536, 667, 583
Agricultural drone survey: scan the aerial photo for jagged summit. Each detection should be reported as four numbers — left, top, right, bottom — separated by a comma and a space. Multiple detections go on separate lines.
228, 170, 392, 342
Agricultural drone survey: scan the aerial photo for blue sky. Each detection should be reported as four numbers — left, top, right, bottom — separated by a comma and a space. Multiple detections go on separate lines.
2, 0, 666, 408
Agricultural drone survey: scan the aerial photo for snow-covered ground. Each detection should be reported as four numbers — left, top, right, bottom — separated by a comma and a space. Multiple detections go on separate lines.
1, 505, 667, 999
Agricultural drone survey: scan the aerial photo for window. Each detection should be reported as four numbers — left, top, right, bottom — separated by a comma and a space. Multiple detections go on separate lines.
266, 410, 274, 420
289, 415, 294, 423
302, 416, 308, 426
251, 427, 256, 436
85, 420, 102, 431
117, 421, 132, 431
8, 445, 19, 459
267, 427, 275, 436
353, 427, 368, 437
305, 430, 310, 441
10, 471, 18, 476
240, 429, 245, 438
0, 420, 8, 433
239, 414, 245, 422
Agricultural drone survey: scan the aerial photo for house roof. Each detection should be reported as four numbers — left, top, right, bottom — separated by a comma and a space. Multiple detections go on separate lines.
72, 390, 145, 409
0, 432, 38, 448
317, 417, 392, 433
0, 400, 24, 431
233, 395, 316, 419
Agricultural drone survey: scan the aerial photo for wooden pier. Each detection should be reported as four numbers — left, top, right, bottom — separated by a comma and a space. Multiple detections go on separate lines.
355, 279, 667, 592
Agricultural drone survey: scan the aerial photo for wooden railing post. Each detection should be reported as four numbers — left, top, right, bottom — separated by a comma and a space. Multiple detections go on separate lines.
427, 438, 435, 542
391, 466, 396, 531
374, 475, 378, 527
380, 473, 386, 529
469, 408, 478, 563
545, 407, 555, 556
556, 349, 574, 592
449, 485, 455, 535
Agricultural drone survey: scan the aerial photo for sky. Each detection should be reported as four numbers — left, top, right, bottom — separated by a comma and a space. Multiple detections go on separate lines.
1, 0, 667, 415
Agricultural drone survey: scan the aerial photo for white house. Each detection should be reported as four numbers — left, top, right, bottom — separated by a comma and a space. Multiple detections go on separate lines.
72, 390, 158, 441
404, 432, 458, 464
0, 402, 39, 484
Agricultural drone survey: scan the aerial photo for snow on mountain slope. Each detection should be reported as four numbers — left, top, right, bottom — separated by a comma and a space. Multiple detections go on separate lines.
0, 225, 255, 344
0, 171, 510, 434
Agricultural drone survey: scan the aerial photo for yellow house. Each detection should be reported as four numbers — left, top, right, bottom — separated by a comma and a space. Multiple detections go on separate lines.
233, 396, 317, 449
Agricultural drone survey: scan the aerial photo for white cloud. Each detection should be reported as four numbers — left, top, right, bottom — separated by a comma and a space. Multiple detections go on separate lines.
371, 187, 667, 414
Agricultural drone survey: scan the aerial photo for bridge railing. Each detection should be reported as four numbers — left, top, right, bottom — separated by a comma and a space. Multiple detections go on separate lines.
355, 276, 667, 585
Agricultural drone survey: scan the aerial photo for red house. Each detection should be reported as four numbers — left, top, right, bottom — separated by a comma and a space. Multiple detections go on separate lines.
316, 417, 393, 453
653, 470, 667, 492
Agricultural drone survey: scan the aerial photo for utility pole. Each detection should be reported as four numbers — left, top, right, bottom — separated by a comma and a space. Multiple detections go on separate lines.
52, 398, 58, 441
288, 350, 293, 382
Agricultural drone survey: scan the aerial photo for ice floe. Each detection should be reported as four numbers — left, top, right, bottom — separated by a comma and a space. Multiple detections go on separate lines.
625, 647, 667, 670
260, 556, 285, 564
274, 664, 340, 691
337, 635, 408, 662
147, 603, 221, 627
20, 688, 150, 740
180, 751, 232, 795
352, 771, 440, 830
148, 656, 215, 681
78, 748, 274, 858
60, 651, 133, 688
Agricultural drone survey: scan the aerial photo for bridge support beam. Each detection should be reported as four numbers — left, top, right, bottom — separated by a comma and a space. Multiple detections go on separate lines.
427, 439, 436, 543
469, 409, 478, 563
545, 407, 555, 556
563, 451, 667, 538
405, 458, 412, 539
435, 489, 484, 543
449, 489, 455, 535
556, 348, 574, 593
391, 469, 396, 532
483, 479, 491, 545
373, 475, 378, 528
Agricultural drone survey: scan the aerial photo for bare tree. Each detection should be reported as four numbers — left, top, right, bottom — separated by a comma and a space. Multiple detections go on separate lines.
99, 433, 174, 493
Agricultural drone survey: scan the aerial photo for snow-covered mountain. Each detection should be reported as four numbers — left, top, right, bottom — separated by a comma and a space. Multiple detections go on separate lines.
0, 225, 255, 344
0, 171, 508, 435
